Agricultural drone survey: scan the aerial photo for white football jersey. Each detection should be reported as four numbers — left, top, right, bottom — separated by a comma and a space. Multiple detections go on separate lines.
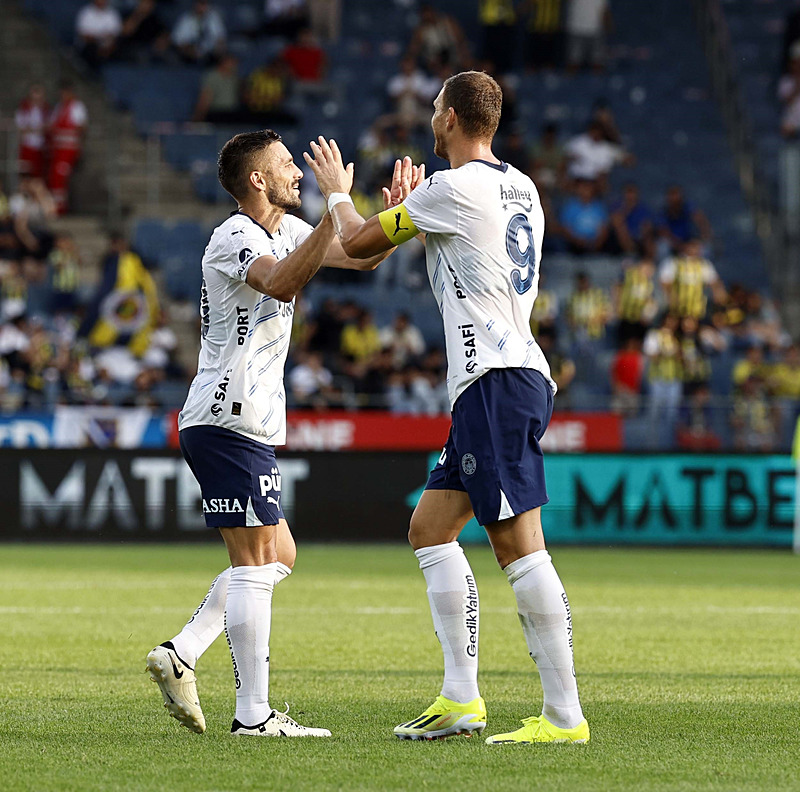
178, 211, 313, 445
401, 160, 555, 406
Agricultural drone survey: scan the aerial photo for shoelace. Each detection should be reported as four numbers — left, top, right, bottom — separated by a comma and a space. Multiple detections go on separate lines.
520, 716, 543, 731
272, 703, 302, 728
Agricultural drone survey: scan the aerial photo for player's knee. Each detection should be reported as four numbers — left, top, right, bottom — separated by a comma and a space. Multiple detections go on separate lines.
408, 512, 426, 549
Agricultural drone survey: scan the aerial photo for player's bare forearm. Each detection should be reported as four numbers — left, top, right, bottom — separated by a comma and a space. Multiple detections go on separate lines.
323, 236, 394, 270
330, 204, 395, 259
246, 213, 335, 301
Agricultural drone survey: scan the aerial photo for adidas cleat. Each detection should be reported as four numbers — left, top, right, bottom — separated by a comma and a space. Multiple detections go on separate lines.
394, 695, 487, 740
485, 715, 590, 744
231, 706, 331, 737
146, 642, 206, 734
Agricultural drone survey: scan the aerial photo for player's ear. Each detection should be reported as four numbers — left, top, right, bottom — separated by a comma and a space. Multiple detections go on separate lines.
446, 106, 457, 131
250, 170, 267, 193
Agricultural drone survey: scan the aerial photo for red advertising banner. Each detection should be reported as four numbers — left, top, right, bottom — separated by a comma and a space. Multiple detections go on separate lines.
168, 410, 622, 452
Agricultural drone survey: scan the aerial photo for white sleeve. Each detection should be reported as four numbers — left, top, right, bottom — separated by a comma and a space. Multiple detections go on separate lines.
402, 173, 458, 235
213, 221, 276, 281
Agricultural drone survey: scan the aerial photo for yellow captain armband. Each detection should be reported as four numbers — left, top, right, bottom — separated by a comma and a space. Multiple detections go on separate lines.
378, 203, 420, 245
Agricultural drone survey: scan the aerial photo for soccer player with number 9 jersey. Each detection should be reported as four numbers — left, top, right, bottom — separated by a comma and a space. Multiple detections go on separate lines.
306, 71, 590, 745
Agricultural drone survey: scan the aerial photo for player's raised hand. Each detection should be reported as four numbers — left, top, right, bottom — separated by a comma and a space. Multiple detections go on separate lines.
303, 136, 354, 201
382, 157, 427, 209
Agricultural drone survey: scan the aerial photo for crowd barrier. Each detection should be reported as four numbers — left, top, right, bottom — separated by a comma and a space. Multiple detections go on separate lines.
0, 449, 793, 547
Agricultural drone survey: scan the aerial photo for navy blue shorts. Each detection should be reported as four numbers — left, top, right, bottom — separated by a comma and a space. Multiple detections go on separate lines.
426, 368, 553, 526
180, 425, 285, 528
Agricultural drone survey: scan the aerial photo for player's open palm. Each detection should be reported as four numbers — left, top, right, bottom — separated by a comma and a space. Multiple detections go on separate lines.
383, 157, 426, 209
304, 136, 354, 200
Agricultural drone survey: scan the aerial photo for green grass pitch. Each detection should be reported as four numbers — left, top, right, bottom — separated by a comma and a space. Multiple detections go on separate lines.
1, 543, 799, 791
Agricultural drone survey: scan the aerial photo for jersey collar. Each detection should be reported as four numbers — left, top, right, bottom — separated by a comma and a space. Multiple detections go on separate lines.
470, 159, 508, 173
232, 209, 274, 239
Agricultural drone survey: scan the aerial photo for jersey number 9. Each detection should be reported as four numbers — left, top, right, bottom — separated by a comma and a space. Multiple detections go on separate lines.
505, 213, 536, 295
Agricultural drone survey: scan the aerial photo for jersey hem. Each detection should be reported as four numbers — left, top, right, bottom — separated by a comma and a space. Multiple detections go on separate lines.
177, 419, 284, 447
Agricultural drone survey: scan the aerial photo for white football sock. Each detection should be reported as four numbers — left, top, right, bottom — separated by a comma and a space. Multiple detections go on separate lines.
170, 562, 292, 668
415, 542, 480, 704
224, 563, 277, 727
505, 550, 584, 729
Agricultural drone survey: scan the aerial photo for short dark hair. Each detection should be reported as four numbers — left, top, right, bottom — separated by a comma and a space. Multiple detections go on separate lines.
218, 129, 282, 200
441, 71, 502, 141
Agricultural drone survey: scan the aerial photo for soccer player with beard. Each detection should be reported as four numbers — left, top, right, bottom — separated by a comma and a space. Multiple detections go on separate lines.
304, 72, 590, 745
146, 129, 420, 738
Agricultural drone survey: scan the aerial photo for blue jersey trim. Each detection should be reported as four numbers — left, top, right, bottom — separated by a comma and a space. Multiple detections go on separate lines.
232, 209, 273, 239
471, 159, 508, 173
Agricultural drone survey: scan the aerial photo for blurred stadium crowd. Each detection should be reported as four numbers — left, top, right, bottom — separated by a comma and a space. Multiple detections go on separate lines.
3, 0, 799, 450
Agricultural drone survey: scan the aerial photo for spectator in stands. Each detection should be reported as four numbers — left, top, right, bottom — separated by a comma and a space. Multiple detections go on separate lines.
558, 178, 611, 254
656, 185, 712, 255
282, 27, 327, 86
407, 4, 470, 76
478, 0, 517, 75
79, 232, 159, 359
15, 84, 49, 180
118, 0, 170, 63
497, 127, 532, 173
610, 182, 654, 258
356, 121, 425, 193
610, 336, 644, 416
731, 374, 778, 451
643, 312, 683, 446
771, 343, 800, 403
385, 57, 441, 132
307, 297, 345, 362
659, 238, 725, 321
192, 54, 243, 123
172, 0, 226, 65
47, 233, 81, 315
47, 81, 88, 216
733, 343, 769, 391
565, 120, 631, 190
771, 343, 800, 441
520, 0, 563, 71
779, 41, 800, 138
9, 177, 56, 260
341, 308, 381, 364
567, 271, 612, 343
243, 58, 298, 126
613, 257, 657, 345
0, 190, 21, 264
537, 326, 576, 406
589, 97, 622, 144
678, 315, 711, 394
263, 0, 310, 39
289, 350, 336, 408
676, 383, 721, 451
380, 312, 426, 369
565, 0, 611, 73
75, 0, 122, 68
529, 271, 559, 335
741, 290, 786, 351
530, 122, 566, 194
